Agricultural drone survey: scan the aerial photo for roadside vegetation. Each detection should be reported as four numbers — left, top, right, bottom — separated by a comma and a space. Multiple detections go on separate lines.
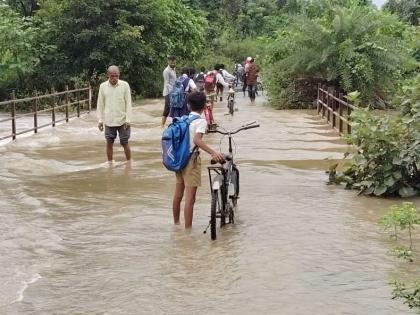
379, 202, 420, 311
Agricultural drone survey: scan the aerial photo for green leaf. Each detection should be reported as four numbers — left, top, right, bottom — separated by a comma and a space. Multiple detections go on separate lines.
399, 187, 417, 198
374, 185, 387, 196
392, 156, 402, 165
393, 171, 403, 180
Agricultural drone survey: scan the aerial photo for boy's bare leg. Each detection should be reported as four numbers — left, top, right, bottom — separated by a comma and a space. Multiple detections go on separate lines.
184, 186, 198, 228
173, 183, 185, 225
122, 143, 131, 160
106, 143, 114, 161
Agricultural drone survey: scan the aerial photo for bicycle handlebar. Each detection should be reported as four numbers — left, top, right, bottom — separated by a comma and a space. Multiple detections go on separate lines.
208, 122, 260, 135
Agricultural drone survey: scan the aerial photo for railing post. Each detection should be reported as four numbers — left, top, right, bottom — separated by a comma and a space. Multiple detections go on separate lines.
321, 85, 326, 118
327, 87, 331, 124
339, 93, 344, 134
76, 89, 81, 118
332, 89, 337, 129
317, 83, 320, 113
65, 85, 69, 122
88, 86, 92, 112
33, 91, 38, 134
11, 90, 16, 140
51, 88, 56, 127
347, 104, 352, 134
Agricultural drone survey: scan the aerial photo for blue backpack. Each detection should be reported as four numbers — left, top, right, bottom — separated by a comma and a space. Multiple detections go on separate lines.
162, 114, 200, 172
170, 76, 189, 109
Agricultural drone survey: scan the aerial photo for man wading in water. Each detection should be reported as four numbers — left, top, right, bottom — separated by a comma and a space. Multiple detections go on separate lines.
97, 65, 133, 165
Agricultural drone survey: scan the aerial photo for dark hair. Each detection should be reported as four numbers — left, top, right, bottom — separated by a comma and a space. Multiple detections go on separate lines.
187, 67, 195, 77
250, 58, 254, 63
181, 67, 188, 75
168, 55, 176, 61
200, 66, 205, 73
214, 64, 221, 71
188, 91, 206, 111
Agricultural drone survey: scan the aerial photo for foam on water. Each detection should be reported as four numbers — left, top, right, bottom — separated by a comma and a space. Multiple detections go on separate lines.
12, 274, 42, 304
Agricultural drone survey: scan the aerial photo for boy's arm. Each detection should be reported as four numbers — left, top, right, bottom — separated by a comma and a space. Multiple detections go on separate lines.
193, 133, 224, 162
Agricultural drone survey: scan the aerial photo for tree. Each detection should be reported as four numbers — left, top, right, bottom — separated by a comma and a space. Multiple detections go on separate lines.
37, 0, 206, 96
384, 0, 419, 26
263, 4, 416, 108
3, 0, 40, 16
0, 4, 54, 96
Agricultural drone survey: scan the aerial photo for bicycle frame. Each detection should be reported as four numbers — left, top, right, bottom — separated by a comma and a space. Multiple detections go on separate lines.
204, 121, 260, 239
207, 138, 236, 226
208, 126, 235, 189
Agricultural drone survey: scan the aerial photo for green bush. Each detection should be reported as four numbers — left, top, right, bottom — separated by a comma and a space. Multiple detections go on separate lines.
263, 4, 416, 108
334, 77, 420, 197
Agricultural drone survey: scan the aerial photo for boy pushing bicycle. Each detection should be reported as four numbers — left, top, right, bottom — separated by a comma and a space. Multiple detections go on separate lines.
172, 91, 225, 228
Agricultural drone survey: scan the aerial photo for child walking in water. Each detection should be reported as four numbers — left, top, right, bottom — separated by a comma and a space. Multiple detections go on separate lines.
172, 91, 225, 228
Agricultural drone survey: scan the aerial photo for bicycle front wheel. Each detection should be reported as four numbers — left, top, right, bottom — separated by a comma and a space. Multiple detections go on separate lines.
210, 191, 218, 240
228, 99, 234, 115
232, 166, 240, 198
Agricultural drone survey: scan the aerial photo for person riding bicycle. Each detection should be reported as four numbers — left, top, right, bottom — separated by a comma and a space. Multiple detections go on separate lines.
219, 64, 236, 84
214, 65, 230, 102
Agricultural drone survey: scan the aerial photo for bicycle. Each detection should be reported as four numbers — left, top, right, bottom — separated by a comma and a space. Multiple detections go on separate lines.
227, 87, 236, 116
256, 79, 263, 96
203, 121, 260, 240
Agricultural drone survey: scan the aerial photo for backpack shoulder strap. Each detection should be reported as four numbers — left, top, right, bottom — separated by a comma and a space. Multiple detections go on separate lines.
183, 78, 190, 91
186, 114, 200, 124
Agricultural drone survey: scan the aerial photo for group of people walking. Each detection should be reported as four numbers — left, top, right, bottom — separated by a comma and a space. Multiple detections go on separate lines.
96, 55, 259, 229
161, 55, 259, 128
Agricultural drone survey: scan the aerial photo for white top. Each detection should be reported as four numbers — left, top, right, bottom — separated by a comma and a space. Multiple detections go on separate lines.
182, 74, 197, 92
97, 80, 132, 126
188, 111, 207, 152
221, 69, 235, 81
216, 72, 229, 88
163, 66, 177, 96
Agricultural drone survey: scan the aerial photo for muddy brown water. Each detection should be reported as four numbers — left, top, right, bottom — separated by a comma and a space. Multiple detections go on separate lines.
0, 95, 419, 315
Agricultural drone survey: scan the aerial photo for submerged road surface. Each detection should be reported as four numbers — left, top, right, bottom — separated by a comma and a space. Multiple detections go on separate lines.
0, 94, 419, 314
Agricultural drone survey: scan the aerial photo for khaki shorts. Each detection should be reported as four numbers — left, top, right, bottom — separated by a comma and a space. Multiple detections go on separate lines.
175, 153, 201, 187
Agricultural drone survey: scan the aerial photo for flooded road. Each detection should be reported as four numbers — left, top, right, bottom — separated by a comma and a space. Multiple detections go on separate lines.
1, 94, 419, 314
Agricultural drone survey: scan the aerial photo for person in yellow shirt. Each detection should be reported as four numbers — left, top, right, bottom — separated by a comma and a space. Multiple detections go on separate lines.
97, 65, 132, 164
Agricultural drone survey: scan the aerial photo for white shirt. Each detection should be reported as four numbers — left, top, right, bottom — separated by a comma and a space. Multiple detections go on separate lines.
163, 66, 176, 96
216, 72, 229, 88
182, 74, 197, 92
97, 80, 132, 126
221, 69, 235, 81
188, 111, 207, 152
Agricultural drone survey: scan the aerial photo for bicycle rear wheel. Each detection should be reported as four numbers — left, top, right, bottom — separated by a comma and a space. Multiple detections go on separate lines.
210, 191, 218, 240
